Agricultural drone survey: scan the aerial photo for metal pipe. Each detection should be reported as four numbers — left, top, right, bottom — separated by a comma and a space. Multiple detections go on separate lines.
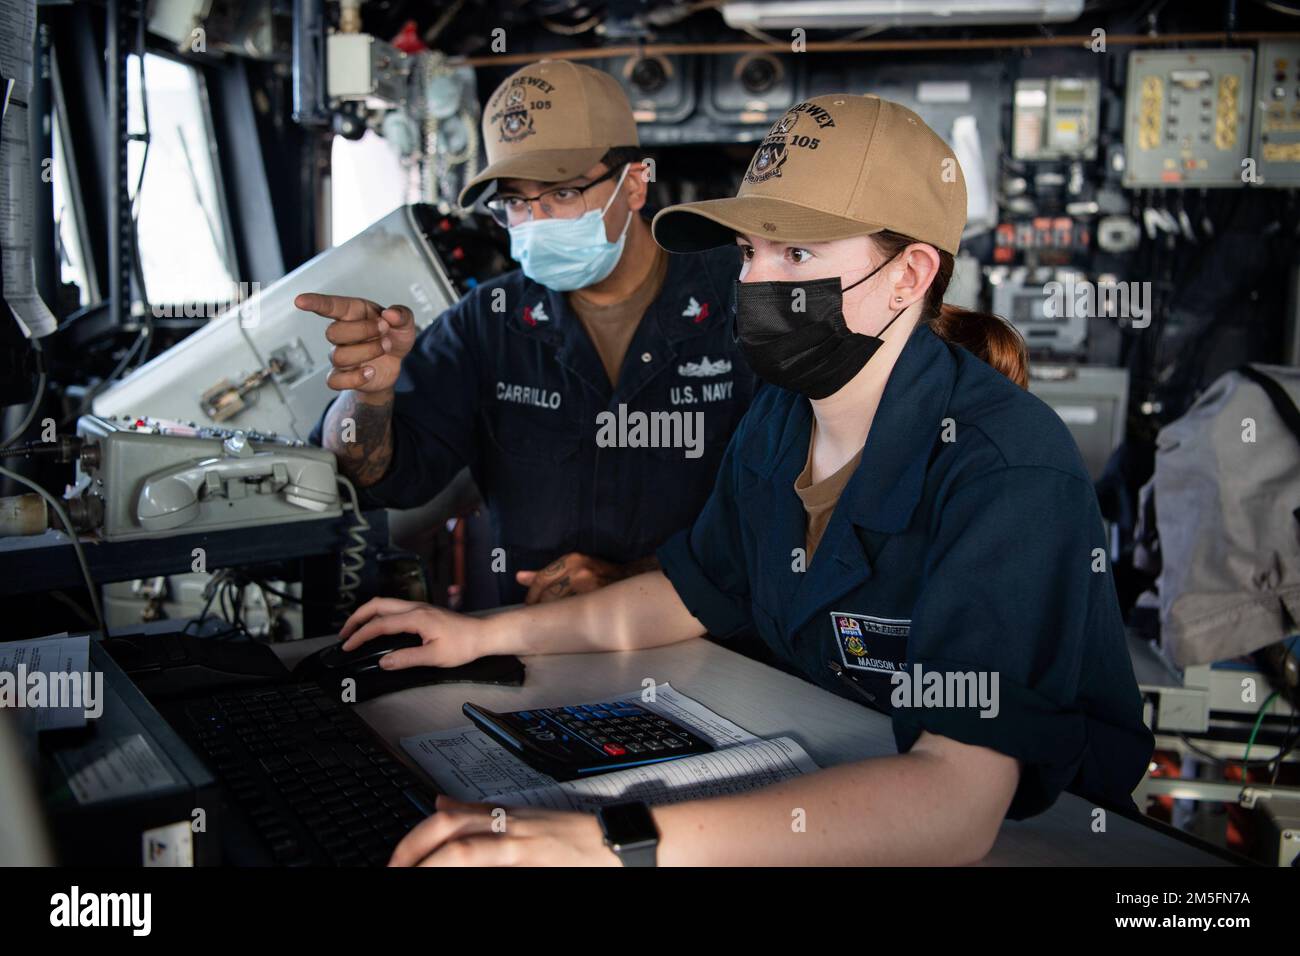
461, 30, 1300, 67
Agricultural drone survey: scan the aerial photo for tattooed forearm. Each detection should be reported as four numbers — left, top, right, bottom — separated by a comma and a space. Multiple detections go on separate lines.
323, 390, 396, 487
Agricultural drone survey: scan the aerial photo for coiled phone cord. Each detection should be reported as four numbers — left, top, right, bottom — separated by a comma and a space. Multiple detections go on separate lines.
333, 475, 370, 633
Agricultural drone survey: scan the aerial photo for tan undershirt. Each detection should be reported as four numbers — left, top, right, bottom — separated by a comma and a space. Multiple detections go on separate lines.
794, 421, 864, 561
567, 244, 668, 386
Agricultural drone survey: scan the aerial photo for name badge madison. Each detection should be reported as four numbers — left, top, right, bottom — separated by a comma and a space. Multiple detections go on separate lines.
830, 611, 910, 674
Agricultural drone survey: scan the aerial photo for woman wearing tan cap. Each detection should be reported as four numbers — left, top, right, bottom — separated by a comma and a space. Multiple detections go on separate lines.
343, 95, 1153, 866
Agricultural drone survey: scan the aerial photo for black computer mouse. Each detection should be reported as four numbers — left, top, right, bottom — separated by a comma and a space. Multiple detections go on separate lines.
293, 632, 526, 703
297, 631, 424, 676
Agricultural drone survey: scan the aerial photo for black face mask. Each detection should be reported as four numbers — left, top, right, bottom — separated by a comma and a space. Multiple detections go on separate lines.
732, 257, 906, 399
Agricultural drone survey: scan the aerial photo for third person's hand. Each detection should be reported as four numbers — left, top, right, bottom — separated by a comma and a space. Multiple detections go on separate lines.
515, 553, 628, 605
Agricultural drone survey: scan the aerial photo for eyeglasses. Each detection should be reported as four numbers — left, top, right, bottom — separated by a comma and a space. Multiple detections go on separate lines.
484, 164, 626, 227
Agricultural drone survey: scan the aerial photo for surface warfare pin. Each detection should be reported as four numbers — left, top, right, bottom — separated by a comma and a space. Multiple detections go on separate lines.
682, 296, 710, 322
522, 302, 549, 326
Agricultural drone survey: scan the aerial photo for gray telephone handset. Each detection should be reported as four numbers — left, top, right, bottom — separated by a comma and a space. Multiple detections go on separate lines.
136, 432, 338, 532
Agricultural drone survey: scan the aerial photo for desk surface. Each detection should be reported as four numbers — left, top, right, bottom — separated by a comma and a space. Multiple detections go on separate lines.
278, 635, 1230, 866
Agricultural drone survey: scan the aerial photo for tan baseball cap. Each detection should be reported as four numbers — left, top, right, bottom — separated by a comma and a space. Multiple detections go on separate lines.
458, 60, 640, 208
652, 94, 967, 256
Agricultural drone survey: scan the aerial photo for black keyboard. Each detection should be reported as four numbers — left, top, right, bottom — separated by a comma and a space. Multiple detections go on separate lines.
167, 682, 439, 866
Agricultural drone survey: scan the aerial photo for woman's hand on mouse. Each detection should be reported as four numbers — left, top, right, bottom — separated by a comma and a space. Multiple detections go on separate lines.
338, 598, 485, 669
387, 796, 618, 867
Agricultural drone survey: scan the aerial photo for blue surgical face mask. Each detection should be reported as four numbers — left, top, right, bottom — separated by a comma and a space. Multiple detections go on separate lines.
508, 166, 633, 291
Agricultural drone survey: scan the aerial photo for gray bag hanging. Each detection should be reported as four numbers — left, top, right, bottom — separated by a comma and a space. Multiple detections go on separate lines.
1148, 364, 1300, 667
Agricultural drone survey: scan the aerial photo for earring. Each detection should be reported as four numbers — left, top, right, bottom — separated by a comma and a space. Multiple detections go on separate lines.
894, 296, 903, 303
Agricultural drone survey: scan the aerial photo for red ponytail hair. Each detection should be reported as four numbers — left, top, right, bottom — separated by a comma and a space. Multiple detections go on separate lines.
871, 231, 1029, 389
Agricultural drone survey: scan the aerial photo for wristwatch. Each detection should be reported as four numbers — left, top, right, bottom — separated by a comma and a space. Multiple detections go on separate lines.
596, 801, 659, 866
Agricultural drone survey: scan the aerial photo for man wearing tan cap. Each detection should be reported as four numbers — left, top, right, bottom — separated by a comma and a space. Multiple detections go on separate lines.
338, 95, 1151, 866
301, 60, 755, 608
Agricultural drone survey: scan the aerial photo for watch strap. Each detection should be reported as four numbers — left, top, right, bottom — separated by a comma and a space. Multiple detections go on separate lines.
598, 801, 659, 867
611, 839, 657, 867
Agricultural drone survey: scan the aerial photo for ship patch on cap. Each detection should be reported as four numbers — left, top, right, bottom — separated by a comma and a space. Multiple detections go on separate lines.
488, 76, 557, 144
745, 113, 795, 184
743, 102, 839, 185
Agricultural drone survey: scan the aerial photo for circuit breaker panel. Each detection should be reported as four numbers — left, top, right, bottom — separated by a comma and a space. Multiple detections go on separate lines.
1251, 40, 1300, 187
1123, 49, 1255, 188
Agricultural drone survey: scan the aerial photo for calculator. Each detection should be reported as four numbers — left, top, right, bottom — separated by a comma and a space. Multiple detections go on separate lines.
462, 699, 715, 781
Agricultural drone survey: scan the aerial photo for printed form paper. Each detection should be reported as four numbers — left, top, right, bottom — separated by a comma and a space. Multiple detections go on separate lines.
400, 683, 819, 810
0, 632, 90, 733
